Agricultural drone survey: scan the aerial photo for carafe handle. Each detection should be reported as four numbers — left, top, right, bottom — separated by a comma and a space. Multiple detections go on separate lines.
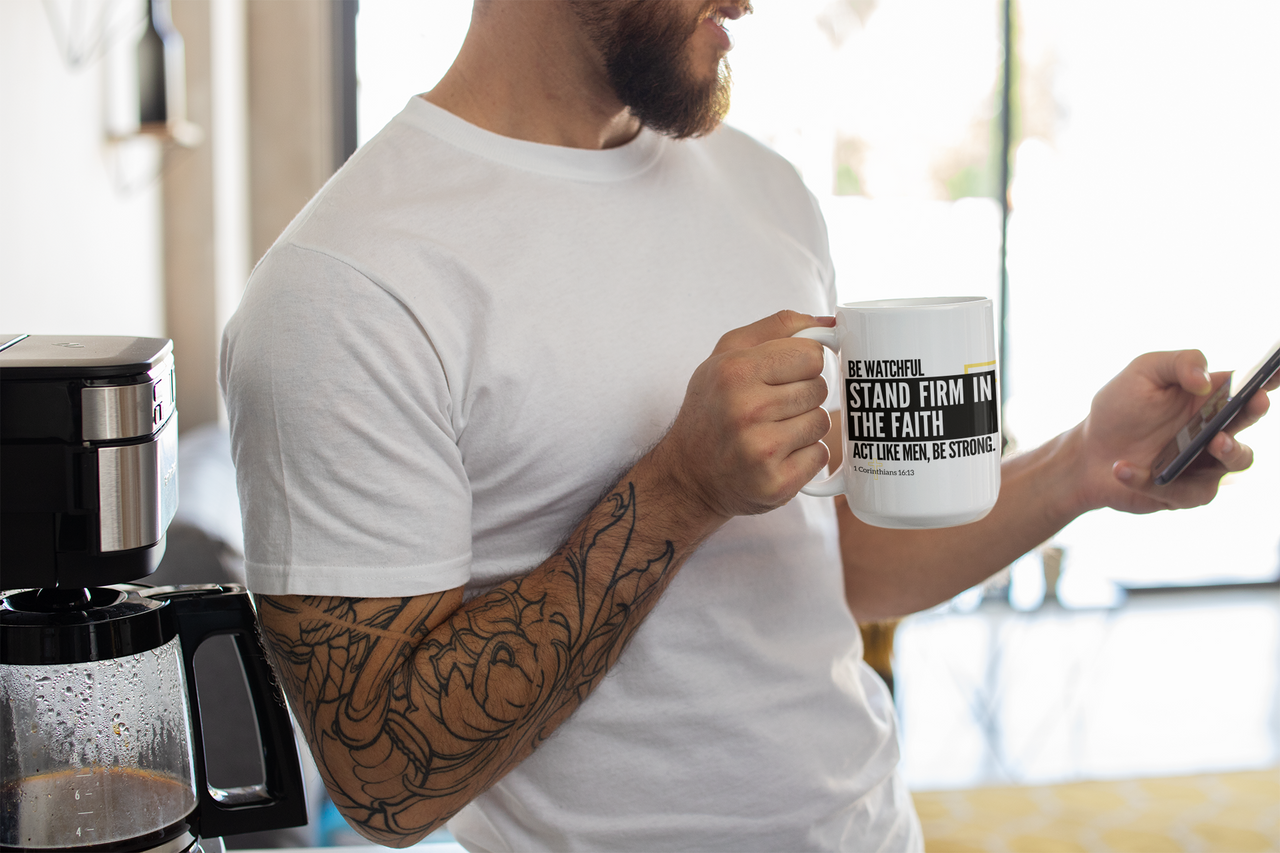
149, 584, 308, 839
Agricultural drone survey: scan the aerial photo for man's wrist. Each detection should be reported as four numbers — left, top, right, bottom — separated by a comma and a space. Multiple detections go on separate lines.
630, 439, 731, 544
1003, 423, 1095, 532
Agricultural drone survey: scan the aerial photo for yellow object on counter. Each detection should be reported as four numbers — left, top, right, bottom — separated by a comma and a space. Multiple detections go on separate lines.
912, 767, 1280, 852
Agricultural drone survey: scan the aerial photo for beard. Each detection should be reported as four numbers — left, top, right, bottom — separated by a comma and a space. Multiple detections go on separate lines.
570, 1, 733, 139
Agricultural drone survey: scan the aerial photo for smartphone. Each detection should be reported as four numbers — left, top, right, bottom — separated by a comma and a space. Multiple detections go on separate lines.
1152, 339, 1280, 486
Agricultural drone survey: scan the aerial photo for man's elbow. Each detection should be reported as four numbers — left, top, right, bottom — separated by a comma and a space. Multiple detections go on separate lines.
328, 800, 441, 849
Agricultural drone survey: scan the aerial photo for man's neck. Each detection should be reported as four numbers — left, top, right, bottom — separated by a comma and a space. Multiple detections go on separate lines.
423, 2, 641, 150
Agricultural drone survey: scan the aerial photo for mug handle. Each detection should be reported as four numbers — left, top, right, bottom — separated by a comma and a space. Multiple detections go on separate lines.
793, 327, 844, 498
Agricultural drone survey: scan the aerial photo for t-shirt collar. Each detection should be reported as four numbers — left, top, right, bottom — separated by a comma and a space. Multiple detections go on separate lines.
397, 96, 666, 182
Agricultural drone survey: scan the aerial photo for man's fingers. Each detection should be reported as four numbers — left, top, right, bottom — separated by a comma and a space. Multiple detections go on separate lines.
709, 337, 828, 397
1113, 427, 1253, 511
1208, 430, 1255, 472
715, 310, 834, 353
724, 373, 828, 436
1137, 349, 1212, 396
1112, 457, 1212, 512
773, 375, 830, 420
1174, 350, 1213, 395
757, 338, 829, 387
784, 432, 833, 488
788, 402, 834, 450
760, 408, 833, 502
1226, 387, 1271, 436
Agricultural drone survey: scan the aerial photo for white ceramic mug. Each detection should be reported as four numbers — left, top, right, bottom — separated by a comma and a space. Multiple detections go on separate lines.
797, 297, 1001, 529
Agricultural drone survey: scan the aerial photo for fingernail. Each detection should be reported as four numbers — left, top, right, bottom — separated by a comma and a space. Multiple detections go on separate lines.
1219, 434, 1235, 454
1114, 463, 1134, 482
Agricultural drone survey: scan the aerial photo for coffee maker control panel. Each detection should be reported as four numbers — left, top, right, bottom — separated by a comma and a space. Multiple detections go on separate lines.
82, 364, 175, 442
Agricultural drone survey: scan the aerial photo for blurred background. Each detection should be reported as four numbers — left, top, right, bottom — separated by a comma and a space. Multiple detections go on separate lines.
4, 0, 1277, 849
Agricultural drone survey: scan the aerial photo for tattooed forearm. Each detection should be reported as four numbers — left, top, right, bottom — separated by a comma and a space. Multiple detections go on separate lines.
256, 482, 683, 845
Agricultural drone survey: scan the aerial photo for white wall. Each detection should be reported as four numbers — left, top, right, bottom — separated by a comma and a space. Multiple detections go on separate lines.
0, 0, 164, 338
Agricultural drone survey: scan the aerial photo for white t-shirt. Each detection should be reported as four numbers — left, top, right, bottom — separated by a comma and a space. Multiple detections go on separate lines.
221, 97, 922, 852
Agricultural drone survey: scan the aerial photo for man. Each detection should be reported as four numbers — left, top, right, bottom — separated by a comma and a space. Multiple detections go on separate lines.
220, 2, 1273, 850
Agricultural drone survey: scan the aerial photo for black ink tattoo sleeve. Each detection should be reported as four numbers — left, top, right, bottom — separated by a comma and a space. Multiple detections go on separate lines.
256, 482, 683, 845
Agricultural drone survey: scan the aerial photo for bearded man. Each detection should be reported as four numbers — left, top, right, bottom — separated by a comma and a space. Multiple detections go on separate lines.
221, 2, 1272, 850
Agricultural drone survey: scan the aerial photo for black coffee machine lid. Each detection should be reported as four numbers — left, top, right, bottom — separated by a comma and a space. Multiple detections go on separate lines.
0, 586, 173, 666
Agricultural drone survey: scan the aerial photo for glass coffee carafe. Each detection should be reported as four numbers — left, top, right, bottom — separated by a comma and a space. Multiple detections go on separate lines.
1, 585, 306, 852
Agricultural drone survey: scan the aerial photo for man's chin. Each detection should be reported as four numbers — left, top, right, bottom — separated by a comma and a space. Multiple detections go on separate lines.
583, 0, 734, 139
640, 70, 731, 140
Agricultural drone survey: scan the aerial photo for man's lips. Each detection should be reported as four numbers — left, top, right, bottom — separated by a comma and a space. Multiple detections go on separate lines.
703, 15, 733, 51
703, 3, 749, 51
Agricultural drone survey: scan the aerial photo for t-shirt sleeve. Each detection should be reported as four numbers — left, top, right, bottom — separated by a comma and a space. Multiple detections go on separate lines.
220, 243, 471, 597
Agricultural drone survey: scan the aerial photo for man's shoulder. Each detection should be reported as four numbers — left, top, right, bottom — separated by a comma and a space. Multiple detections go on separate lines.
689, 123, 804, 180
676, 123, 826, 251
289, 124, 451, 233
253, 114, 476, 280
679, 123, 816, 211
698, 121, 785, 157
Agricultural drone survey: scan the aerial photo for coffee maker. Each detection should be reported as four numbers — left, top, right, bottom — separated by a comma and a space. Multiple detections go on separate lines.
0, 335, 306, 852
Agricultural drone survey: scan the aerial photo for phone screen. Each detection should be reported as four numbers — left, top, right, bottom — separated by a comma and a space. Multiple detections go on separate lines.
1151, 339, 1280, 486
